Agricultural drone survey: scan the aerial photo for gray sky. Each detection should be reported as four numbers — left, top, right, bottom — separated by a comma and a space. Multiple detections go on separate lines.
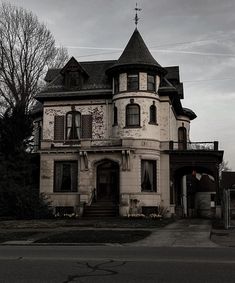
7, 0, 235, 169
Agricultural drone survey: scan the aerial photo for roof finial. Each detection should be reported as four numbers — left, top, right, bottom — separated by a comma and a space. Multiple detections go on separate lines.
134, 3, 142, 27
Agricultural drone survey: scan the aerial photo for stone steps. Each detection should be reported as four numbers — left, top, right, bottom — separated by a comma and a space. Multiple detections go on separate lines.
83, 201, 119, 217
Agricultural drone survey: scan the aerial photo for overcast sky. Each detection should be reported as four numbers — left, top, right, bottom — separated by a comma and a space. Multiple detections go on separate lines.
6, 0, 235, 169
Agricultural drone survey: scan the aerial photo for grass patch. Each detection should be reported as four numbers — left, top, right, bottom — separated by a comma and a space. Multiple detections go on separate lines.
35, 230, 151, 244
0, 231, 39, 243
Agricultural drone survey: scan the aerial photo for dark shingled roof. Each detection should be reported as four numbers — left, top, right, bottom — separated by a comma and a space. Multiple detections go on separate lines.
40, 60, 116, 95
107, 29, 167, 75
183, 107, 197, 120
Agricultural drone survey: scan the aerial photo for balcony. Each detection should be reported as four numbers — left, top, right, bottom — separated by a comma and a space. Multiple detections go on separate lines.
168, 141, 219, 151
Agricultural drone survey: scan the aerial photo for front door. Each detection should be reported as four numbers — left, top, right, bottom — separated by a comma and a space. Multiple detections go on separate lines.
96, 161, 119, 202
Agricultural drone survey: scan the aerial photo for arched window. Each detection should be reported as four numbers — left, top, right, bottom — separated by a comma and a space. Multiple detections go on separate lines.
149, 103, 157, 124
178, 127, 187, 149
66, 111, 81, 140
113, 106, 118, 125
126, 104, 140, 127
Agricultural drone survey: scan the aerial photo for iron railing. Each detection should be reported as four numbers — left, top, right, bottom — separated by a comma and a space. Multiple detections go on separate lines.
167, 141, 219, 151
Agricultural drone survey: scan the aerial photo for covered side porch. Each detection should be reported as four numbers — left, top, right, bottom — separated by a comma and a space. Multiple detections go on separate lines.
165, 141, 223, 218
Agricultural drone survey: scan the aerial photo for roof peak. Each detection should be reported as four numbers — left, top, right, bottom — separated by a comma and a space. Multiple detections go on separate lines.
106, 28, 167, 75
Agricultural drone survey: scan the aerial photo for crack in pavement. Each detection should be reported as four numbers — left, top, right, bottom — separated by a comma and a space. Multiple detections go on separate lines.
62, 260, 126, 283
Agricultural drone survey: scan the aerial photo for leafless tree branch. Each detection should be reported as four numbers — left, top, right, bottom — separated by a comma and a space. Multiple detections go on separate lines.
0, 2, 68, 113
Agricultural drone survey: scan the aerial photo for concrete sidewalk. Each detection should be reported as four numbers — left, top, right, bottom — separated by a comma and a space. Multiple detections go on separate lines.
1, 218, 235, 247
211, 228, 235, 247
128, 219, 218, 247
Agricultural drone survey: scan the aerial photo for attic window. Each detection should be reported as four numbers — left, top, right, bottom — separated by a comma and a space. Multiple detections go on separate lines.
65, 71, 81, 88
127, 73, 139, 91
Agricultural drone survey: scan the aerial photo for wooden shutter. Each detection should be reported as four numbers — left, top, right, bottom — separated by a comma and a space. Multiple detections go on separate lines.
81, 115, 92, 139
54, 116, 64, 140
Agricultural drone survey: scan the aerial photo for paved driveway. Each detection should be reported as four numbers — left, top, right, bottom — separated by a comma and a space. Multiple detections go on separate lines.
129, 219, 218, 247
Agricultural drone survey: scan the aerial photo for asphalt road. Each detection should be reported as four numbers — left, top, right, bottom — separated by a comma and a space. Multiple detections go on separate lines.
0, 246, 235, 282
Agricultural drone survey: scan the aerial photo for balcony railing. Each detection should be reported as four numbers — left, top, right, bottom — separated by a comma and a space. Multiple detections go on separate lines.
167, 141, 219, 151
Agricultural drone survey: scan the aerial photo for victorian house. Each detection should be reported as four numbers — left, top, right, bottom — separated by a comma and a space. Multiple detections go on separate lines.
34, 28, 223, 218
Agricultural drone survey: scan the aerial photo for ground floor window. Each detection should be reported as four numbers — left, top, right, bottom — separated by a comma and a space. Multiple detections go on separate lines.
141, 160, 157, 192
54, 161, 78, 192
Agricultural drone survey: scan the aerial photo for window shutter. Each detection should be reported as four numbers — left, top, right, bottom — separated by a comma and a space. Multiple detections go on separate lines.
81, 115, 92, 138
54, 116, 64, 140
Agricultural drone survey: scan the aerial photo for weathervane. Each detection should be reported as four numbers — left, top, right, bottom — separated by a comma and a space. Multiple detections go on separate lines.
134, 3, 142, 27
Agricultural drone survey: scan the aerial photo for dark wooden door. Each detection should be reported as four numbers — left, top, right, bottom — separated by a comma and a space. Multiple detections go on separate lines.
97, 161, 119, 202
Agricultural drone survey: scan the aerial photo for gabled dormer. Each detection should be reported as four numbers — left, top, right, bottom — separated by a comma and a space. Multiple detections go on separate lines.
60, 57, 89, 89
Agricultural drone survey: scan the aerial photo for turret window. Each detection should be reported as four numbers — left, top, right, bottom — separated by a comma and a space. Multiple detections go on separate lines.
149, 102, 157, 124
127, 73, 139, 91
113, 106, 118, 125
178, 127, 187, 150
126, 103, 140, 127
114, 76, 119, 93
147, 74, 155, 91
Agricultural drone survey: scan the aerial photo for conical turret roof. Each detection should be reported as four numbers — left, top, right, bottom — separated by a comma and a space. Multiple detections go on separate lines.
107, 28, 167, 75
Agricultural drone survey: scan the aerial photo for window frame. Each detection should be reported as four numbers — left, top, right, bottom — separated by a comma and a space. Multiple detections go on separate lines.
113, 105, 118, 126
149, 103, 157, 124
54, 161, 78, 192
126, 103, 140, 127
178, 126, 187, 150
114, 76, 119, 93
141, 160, 157, 192
66, 111, 81, 140
127, 73, 139, 91
147, 74, 156, 91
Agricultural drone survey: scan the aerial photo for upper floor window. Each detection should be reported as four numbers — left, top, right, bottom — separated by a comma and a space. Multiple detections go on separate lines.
54, 112, 92, 141
147, 74, 155, 91
178, 127, 187, 150
66, 111, 81, 140
149, 102, 157, 124
127, 73, 139, 91
126, 103, 140, 127
114, 76, 119, 93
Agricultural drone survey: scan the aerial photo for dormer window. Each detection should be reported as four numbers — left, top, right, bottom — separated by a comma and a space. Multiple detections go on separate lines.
60, 57, 88, 89
147, 74, 155, 91
65, 71, 81, 89
127, 73, 139, 91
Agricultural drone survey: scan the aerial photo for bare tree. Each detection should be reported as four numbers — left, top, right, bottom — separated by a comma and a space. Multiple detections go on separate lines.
0, 2, 68, 112
219, 159, 231, 178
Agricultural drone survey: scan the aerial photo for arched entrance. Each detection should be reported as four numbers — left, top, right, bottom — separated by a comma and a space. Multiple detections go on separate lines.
96, 160, 119, 203
172, 166, 217, 218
